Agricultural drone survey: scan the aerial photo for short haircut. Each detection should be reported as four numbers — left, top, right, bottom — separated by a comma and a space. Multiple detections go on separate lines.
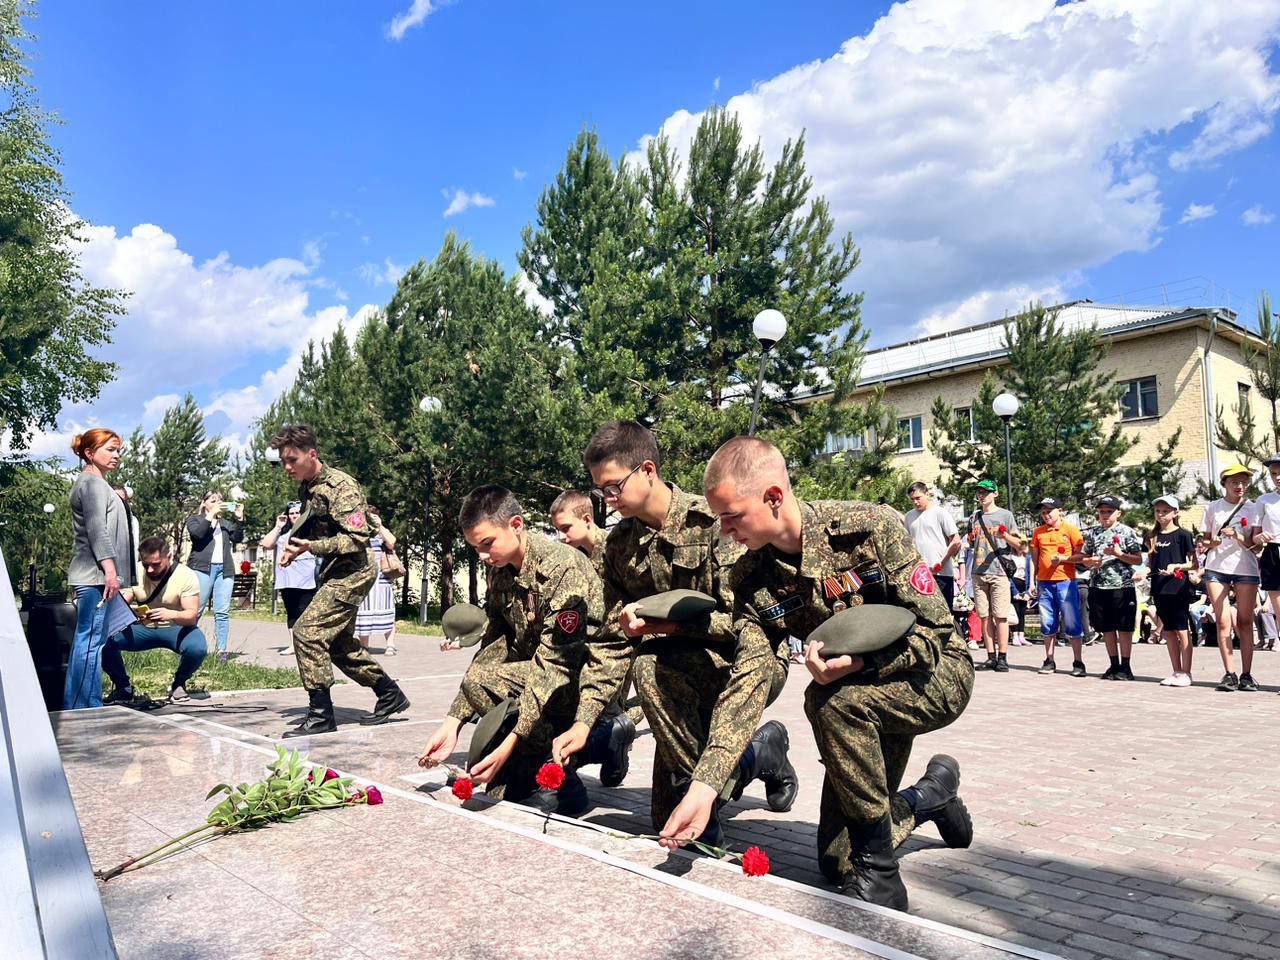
139, 536, 170, 556
704, 436, 790, 497
459, 484, 523, 530
907, 481, 930, 496
549, 490, 592, 521
270, 424, 319, 453
584, 421, 661, 473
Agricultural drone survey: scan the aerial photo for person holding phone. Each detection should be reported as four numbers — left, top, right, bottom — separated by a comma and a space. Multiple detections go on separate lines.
186, 489, 245, 662
260, 501, 318, 656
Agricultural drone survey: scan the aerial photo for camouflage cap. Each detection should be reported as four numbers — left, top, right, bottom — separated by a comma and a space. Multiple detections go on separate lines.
633, 589, 717, 622
468, 697, 520, 770
809, 605, 916, 659
442, 602, 487, 647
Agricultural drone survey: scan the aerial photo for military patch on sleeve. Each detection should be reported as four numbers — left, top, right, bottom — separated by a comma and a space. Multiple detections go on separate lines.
555, 609, 583, 634
909, 561, 938, 596
347, 511, 365, 528
759, 594, 804, 621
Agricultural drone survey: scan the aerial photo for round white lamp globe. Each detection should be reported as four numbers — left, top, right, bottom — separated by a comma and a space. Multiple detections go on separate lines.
753, 309, 788, 348
993, 392, 1021, 419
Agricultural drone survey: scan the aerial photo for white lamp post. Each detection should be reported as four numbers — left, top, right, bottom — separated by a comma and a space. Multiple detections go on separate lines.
992, 392, 1021, 512
749, 309, 788, 436
418, 396, 441, 623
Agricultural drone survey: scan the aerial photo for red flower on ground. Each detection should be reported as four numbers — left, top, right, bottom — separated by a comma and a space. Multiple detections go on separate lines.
741, 846, 770, 877
451, 777, 474, 801
536, 762, 566, 790
240, 560, 251, 574
323, 769, 339, 782
364, 786, 384, 806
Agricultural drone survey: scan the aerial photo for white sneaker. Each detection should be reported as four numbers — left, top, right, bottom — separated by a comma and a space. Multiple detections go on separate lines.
1160, 674, 1177, 686
968, 640, 982, 650
1172, 673, 1192, 687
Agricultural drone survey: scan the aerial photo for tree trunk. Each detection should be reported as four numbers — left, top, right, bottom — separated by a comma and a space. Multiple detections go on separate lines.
468, 553, 479, 605
439, 547, 455, 611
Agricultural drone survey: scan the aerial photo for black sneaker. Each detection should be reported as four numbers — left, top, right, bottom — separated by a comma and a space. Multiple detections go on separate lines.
104, 685, 136, 704
1101, 664, 1119, 680
1071, 661, 1088, 678
992, 656, 1009, 673
1116, 665, 1134, 682
1238, 672, 1259, 692
1038, 658, 1057, 674
974, 657, 998, 671
1217, 672, 1239, 692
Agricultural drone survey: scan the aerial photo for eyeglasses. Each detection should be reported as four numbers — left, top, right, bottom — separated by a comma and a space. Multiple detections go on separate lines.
591, 463, 644, 500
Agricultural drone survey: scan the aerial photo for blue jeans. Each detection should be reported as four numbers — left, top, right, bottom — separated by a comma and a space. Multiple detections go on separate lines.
64, 585, 109, 709
195, 564, 234, 652
1038, 579, 1084, 639
102, 624, 208, 693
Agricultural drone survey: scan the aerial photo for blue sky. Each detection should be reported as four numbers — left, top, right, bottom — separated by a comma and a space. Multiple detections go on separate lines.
19, 0, 1280, 453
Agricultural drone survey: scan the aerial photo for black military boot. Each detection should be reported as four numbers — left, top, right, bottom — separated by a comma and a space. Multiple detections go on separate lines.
283, 687, 336, 738
359, 675, 410, 725
732, 721, 799, 812
586, 712, 637, 788
841, 814, 909, 911
903, 754, 972, 849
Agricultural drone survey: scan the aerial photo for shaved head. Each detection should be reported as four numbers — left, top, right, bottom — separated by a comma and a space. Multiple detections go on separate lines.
704, 436, 790, 498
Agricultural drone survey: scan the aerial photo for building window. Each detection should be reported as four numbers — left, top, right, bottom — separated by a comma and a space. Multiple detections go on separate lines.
1119, 377, 1158, 420
954, 406, 977, 441
1239, 382, 1252, 412
824, 431, 866, 455
897, 415, 924, 451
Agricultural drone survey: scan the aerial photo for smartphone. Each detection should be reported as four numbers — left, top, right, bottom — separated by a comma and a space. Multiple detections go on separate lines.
221, 502, 237, 512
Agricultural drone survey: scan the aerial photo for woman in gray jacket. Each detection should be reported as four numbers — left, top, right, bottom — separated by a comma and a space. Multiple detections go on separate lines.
64, 428, 134, 708
185, 490, 245, 662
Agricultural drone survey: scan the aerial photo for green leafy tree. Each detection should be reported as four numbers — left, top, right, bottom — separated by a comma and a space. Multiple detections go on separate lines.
0, 457, 71, 592
520, 110, 897, 498
1210, 293, 1279, 495
929, 303, 1137, 514
0, 1, 123, 449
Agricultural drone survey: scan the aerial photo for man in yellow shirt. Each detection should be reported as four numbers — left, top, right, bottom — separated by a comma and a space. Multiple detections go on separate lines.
1030, 497, 1087, 676
103, 536, 209, 703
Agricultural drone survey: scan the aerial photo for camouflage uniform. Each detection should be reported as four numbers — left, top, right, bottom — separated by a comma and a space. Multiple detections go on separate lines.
586, 525, 609, 579
576, 484, 789, 827
448, 530, 602, 798
291, 465, 390, 691
727, 500, 974, 881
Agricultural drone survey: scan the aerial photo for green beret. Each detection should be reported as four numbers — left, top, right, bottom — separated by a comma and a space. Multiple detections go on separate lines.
442, 602, 487, 647
633, 589, 717, 622
810, 605, 916, 659
468, 697, 519, 770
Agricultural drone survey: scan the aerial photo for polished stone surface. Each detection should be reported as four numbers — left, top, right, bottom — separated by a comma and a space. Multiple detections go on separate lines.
55, 707, 1036, 960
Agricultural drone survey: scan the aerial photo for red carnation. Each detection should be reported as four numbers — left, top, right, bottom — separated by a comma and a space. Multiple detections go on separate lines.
240, 560, 251, 574
323, 768, 339, 782
741, 846, 771, 877
998, 525, 1007, 534
1112, 536, 1120, 545
364, 786, 384, 806
1174, 570, 1185, 580
536, 761, 566, 790
932, 563, 942, 573
1241, 517, 1250, 527
451, 777, 474, 801
1058, 546, 1067, 554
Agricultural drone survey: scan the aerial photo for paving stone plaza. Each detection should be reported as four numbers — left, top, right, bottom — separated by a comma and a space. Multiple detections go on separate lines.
46, 617, 1280, 960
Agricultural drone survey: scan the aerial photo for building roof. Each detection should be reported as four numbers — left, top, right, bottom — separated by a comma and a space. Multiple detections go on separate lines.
823, 301, 1243, 396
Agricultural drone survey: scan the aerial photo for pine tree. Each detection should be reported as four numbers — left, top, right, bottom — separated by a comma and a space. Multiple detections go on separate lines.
929, 303, 1138, 514
1212, 292, 1280, 476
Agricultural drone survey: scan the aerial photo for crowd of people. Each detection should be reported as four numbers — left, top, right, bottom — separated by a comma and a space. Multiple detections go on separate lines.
901, 461, 1280, 693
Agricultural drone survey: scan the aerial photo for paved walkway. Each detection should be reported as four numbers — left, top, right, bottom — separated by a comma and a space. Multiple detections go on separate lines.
138, 618, 1280, 958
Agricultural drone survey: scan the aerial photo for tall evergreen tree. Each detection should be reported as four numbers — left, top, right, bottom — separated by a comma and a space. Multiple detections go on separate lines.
0, 0, 122, 449
1212, 292, 1280, 475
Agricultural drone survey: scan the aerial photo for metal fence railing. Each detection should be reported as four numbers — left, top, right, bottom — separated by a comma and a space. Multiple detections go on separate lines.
0, 547, 118, 958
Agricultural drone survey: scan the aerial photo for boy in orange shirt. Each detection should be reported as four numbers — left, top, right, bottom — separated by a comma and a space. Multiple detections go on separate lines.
1030, 497, 1087, 676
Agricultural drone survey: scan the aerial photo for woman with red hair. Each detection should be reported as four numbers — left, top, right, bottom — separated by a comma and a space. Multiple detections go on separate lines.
64, 428, 135, 708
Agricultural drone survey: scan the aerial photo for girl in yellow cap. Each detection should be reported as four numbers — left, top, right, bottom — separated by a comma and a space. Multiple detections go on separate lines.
1200, 464, 1260, 692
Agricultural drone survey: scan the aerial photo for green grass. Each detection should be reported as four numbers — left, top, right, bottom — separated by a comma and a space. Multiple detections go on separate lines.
118, 648, 303, 699
230, 606, 444, 636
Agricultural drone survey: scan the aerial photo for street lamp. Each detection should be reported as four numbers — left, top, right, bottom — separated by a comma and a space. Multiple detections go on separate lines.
749, 309, 788, 436
992, 392, 1020, 513
264, 447, 281, 464
418, 396, 442, 624
27, 503, 57, 600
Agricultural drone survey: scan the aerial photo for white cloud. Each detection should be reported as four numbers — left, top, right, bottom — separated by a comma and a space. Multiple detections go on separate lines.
513, 168, 528, 181
142, 393, 182, 425
358, 258, 408, 286
1243, 204, 1276, 225
516, 272, 554, 317
628, 0, 1280, 337
387, 0, 450, 41
1179, 203, 1217, 223
442, 188, 495, 218
713, 76, 721, 92
918, 281, 1069, 336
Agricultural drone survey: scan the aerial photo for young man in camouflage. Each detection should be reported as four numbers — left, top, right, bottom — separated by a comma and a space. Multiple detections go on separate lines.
1080, 494, 1144, 680
552, 421, 798, 847
272, 424, 410, 737
417, 485, 617, 814
549, 489, 608, 577
703, 436, 975, 911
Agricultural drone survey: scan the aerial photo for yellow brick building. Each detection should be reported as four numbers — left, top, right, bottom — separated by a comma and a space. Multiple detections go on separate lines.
815, 302, 1264, 521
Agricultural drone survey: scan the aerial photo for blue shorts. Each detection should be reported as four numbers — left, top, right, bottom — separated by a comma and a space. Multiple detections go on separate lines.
1038, 579, 1083, 638
1202, 570, 1260, 586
